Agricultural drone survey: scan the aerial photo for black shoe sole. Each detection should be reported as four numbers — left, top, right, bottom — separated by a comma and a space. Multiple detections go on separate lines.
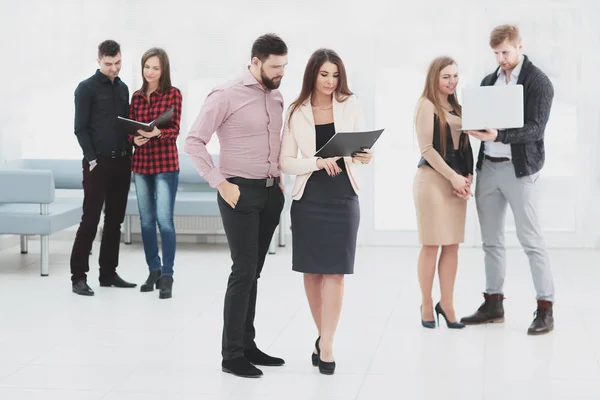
245, 357, 285, 367
221, 367, 262, 378
527, 326, 554, 335
319, 369, 335, 375
461, 317, 505, 325
72, 289, 94, 296
99, 283, 137, 288
248, 361, 285, 366
159, 293, 172, 299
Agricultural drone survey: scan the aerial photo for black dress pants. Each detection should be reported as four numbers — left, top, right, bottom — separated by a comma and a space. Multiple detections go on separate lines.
217, 178, 284, 360
70, 155, 131, 283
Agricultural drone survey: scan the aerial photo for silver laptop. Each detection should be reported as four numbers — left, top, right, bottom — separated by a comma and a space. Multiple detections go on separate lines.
460, 85, 524, 131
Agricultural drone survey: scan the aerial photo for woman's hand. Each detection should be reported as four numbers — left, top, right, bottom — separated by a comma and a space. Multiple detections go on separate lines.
453, 187, 472, 200
452, 173, 473, 199
137, 126, 161, 139
316, 157, 342, 176
458, 174, 474, 199
134, 136, 149, 147
451, 173, 470, 197
352, 148, 373, 164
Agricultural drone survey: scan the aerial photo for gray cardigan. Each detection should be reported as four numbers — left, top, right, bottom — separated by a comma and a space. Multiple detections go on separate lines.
475, 55, 554, 177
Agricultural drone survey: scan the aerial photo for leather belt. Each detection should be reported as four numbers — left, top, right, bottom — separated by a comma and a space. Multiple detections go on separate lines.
484, 155, 511, 163
228, 176, 280, 188
98, 149, 130, 159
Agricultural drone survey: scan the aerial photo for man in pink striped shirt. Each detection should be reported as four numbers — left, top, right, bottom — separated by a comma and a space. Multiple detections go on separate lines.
184, 33, 287, 378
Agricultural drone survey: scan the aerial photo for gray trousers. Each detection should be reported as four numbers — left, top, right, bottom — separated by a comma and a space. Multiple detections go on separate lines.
475, 159, 555, 302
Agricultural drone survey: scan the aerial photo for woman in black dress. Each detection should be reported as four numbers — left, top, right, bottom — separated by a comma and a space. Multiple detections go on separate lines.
280, 48, 372, 375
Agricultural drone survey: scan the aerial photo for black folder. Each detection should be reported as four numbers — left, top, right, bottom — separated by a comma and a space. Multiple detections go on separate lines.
116, 107, 174, 135
314, 129, 385, 158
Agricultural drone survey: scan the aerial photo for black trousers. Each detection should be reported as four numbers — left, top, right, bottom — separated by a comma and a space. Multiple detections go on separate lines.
70, 156, 132, 283
218, 179, 284, 360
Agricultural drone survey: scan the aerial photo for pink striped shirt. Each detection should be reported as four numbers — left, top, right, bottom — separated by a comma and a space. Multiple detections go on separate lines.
184, 68, 284, 188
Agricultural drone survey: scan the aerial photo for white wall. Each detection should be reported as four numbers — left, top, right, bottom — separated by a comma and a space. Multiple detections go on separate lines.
0, 0, 598, 247
0, 0, 378, 160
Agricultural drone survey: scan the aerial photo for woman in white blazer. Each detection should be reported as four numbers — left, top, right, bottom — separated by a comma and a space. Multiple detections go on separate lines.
280, 48, 372, 375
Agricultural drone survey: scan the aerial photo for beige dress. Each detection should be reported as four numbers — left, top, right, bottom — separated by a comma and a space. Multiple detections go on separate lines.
413, 99, 468, 245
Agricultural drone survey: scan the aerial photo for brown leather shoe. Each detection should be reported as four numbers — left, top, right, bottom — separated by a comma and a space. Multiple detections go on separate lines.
460, 293, 505, 325
527, 300, 554, 335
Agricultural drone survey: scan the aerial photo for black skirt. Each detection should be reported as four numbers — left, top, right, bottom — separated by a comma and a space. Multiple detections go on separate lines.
290, 169, 360, 274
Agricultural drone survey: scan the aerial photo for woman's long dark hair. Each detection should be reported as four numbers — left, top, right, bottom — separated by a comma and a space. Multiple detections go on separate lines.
288, 48, 353, 125
140, 47, 172, 94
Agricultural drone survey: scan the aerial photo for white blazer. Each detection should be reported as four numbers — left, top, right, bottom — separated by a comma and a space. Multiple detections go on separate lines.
280, 94, 365, 200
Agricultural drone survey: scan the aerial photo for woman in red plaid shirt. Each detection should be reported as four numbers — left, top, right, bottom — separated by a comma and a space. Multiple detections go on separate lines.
129, 47, 182, 299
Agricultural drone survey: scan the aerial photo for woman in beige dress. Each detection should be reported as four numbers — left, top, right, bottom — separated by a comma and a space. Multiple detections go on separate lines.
414, 56, 473, 329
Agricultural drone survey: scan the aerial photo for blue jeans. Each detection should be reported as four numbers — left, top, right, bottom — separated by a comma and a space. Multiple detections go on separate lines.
133, 171, 179, 276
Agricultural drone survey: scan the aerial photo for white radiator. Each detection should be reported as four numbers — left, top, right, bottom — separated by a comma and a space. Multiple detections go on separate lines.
128, 216, 225, 235
123, 214, 287, 248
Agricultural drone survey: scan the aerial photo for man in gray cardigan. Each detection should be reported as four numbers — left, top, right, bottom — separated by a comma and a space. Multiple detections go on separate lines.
462, 25, 555, 335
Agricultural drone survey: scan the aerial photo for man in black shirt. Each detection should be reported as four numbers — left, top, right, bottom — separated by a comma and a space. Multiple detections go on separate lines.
71, 40, 136, 296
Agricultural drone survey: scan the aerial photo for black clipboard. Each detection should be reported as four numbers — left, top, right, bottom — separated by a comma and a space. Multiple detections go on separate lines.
314, 128, 384, 158
116, 107, 174, 135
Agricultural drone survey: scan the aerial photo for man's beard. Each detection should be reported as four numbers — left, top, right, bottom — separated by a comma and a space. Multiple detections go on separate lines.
502, 57, 521, 72
261, 68, 282, 90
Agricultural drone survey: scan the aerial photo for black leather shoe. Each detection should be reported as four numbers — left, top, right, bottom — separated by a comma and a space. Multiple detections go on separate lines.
244, 348, 285, 366
527, 300, 554, 335
140, 270, 161, 292
460, 293, 505, 325
222, 357, 263, 378
99, 273, 137, 288
158, 276, 173, 299
72, 281, 94, 296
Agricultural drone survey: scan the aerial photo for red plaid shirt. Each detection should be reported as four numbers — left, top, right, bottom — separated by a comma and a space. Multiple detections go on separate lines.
129, 86, 183, 174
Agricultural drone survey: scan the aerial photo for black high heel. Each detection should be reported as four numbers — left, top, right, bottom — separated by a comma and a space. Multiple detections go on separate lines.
140, 270, 161, 292
421, 305, 436, 329
311, 337, 320, 367
316, 337, 336, 374
435, 302, 465, 329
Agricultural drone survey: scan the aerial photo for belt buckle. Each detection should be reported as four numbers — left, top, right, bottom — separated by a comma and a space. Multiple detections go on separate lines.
266, 177, 274, 187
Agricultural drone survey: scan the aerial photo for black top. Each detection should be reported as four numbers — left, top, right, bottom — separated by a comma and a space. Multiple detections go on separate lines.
316, 123, 345, 171
74, 69, 131, 162
476, 55, 553, 177
417, 111, 474, 177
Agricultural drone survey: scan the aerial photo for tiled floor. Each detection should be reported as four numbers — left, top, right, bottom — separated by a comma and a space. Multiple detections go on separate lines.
0, 238, 599, 399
